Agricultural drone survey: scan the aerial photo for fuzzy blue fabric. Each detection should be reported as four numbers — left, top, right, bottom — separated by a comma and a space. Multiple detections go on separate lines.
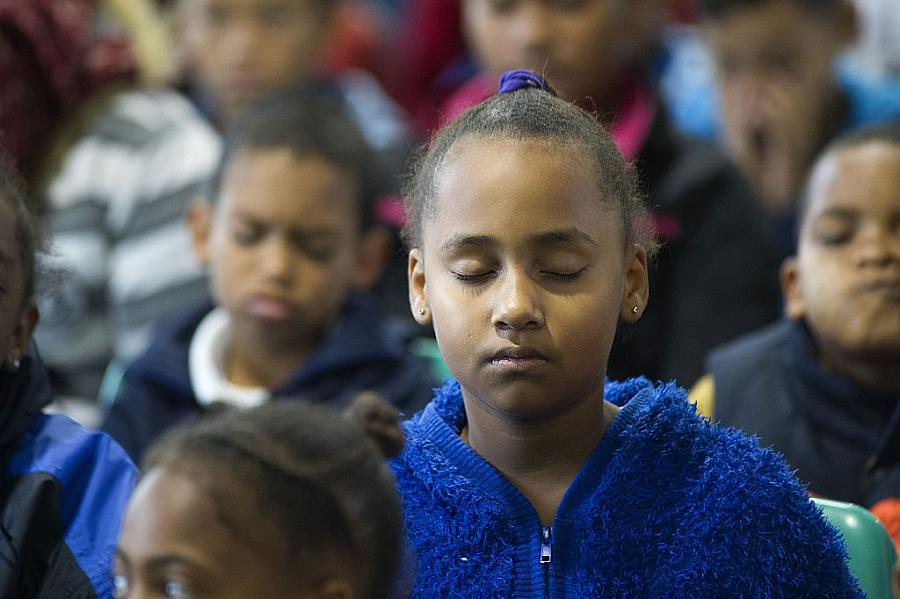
391, 378, 864, 598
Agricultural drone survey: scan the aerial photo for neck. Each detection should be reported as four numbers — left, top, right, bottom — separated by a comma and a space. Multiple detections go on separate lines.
462, 386, 619, 525
225, 323, 315, 389
821, 349, 900, 397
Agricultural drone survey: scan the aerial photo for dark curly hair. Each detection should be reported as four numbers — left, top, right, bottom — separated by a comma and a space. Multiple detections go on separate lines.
0, 150, 44, 303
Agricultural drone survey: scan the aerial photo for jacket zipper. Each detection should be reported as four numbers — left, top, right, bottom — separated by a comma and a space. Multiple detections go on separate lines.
540, 525, 552, 563
541, 526, 552, 599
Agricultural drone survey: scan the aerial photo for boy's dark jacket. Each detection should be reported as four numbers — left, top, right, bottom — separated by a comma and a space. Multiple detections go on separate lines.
608, 99, 781, 386
1, 344, 138, 599
392, 378, 863, 598
708, 318, 900, 508
103, 292, 437, 462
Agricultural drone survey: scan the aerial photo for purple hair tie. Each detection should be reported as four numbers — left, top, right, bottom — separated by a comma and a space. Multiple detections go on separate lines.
498, 70, 549, 95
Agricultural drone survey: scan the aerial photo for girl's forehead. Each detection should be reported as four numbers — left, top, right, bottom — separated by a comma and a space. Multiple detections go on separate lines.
425, 137, 616, 244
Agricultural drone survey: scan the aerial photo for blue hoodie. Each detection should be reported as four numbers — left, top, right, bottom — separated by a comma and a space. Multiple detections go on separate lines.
103, 293, 436, 463
391, 378, 863, 598
0, 344, 138, 599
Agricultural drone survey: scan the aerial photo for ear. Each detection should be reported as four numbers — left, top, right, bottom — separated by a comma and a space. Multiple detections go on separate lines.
7, 302, 38, 368
620, 244, 650, 323
309, 577, 355, 599
352, 226, 392, 290
186, 197, 213, 266
780, 256, 805, 320
408, 248, 432, 326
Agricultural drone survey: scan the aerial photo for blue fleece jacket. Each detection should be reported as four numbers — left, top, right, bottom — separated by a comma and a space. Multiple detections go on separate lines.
391, 378, 863, 598
1, 344, 138, 599
103, 292, 436, 463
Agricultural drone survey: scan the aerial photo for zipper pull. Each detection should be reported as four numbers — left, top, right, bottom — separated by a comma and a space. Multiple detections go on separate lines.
540, 526, 552, 564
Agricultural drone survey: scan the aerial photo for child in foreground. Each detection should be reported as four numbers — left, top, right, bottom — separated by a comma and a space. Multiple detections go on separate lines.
390, 70, 862, 597
693, 124, 900, 550
114, 393, 404, 599
444, 0, 782, 386
102, 90, 435, 462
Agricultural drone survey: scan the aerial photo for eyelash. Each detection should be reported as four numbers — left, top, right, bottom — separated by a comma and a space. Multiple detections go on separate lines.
453, 272, 491, 283
451, 270, 585, 283
544, 270, 584, 282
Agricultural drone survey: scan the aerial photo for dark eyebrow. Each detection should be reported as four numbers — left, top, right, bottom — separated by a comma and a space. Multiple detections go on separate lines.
440, 234, 498, 253
439, 229, 599, 253
141, 554, 204, 571
115, 549, 198, 571
814, 207, 858, 221
529, 228, 599, 247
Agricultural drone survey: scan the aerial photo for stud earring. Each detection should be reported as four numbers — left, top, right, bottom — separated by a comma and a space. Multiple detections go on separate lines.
6, 356, 20, 372
632, 306, 639, 315
419, 308, 427, 317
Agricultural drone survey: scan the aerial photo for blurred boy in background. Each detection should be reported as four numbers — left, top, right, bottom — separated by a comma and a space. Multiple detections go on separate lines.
694, 0, 900, 250
692, 125, 900, 551
103, 90, 435, 463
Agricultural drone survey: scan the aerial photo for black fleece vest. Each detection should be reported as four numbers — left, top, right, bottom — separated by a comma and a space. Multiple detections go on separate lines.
708, 319, 900, 507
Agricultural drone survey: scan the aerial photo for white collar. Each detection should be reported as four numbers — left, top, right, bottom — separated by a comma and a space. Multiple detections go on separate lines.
189, 307, 269, 410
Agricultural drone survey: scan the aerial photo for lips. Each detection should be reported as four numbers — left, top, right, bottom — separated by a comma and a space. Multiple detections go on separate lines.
246, 295, 295, 321
858, 280, 900, 301
487, 346, 549, 372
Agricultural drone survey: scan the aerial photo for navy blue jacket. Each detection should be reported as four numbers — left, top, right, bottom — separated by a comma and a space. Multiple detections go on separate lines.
708, 319, 900, 507
103, 293, 437, 462
1, 345, 138, 599
392, 378, 861, 597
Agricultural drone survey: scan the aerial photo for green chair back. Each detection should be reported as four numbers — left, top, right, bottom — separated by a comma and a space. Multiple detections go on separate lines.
410, 337, 452, 382
813, 498, 897, 598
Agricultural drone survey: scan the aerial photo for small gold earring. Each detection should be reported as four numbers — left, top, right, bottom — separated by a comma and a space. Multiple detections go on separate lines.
632, 306, 639, 315
419, 308, 427, 316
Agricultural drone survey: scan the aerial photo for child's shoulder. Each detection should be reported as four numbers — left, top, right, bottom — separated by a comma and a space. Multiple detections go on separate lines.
136, 299, 215, 367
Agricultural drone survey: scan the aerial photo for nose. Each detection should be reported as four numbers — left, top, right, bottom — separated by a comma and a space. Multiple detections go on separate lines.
259, 236, 294, 284
510, 3, 552, 59
491, 270, 545, 332
223, 20, 259, 64
856, 225, 900, 269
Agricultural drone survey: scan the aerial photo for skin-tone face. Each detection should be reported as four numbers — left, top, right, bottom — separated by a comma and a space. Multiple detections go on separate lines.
782, 141, 900, 393
408, 136, 648, 522
180, 0, 331, 125
0, 200, 38, 373
189, 149, 380, 388
703, 0, 856, 215
462, 0, 657, 109
115, 468, 353, 599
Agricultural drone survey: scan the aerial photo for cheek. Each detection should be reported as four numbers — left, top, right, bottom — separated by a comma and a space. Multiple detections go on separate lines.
299, 250, 359, 300
429, 286, 481, 365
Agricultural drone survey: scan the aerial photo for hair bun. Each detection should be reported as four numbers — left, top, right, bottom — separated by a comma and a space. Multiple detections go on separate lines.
498, 69, 557, 97
344, 392, 404, 458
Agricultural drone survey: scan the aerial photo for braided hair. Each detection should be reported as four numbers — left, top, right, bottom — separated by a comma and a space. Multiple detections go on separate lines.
143, 394, 404, 599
